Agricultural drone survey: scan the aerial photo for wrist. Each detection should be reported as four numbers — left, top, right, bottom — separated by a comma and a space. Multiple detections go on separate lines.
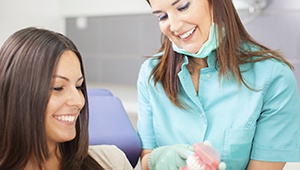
141, 152, 152, 170
148, 147, 161, 170
148, 153, 152, 170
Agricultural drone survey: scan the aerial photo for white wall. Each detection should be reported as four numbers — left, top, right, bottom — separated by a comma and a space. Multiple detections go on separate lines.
60, 0, 151, 17
0, 0, 64, 46
0, 0, 255, 46
0, 0, 150, 46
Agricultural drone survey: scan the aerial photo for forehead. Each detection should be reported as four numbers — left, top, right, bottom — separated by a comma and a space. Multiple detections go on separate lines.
54, 50, 82, 76
149, 0, 174, 9
149, 0, 186, 7
149, 0, 202, 12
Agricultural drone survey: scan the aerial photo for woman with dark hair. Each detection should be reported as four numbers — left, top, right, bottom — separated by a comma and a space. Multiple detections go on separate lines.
0, 27, 132, 170
137, 0, 300, 169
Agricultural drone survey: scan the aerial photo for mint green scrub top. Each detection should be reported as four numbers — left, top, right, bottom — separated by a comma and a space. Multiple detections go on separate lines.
137, 51, 300, 170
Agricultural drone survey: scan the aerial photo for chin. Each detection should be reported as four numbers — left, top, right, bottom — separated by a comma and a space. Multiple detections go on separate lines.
61, 133, 77, 142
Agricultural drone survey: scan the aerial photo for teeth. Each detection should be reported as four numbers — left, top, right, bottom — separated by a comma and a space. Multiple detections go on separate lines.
186, 155, 203, 170
56, 115, 75, 122
179, 28, 195, 39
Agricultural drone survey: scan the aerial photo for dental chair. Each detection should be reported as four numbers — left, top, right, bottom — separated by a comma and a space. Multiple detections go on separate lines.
87, 88, 142, 168
87, 88, 113, 96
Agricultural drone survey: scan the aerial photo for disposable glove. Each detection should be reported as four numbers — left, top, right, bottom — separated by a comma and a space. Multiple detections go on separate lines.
149, 144, 194, 170
180, 141, 226, 170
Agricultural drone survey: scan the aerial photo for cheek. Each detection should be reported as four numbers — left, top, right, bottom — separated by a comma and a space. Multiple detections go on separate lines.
45, 96, 62, 116
79, 93, 85, 109
159, 23, 170, 36
44, 102, 56, 132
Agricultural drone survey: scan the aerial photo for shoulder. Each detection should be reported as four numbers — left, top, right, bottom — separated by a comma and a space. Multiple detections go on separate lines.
253, 58, 294, 82
88, 145, 133, 170
240, 43, 295, 87
247, 57, 298, 103
262, 58, 297, 94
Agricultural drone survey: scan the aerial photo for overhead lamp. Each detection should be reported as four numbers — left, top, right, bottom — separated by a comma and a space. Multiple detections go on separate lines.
232, 0, 269, 24
76, 16, 88, 30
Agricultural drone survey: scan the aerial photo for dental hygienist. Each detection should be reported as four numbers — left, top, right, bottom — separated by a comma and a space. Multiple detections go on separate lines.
136, 0, 300, 169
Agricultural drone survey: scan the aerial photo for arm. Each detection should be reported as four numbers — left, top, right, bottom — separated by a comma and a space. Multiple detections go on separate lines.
250, 61, 300, 162
88, 145, 133, 169
247, 160, 286, 170
137, 61, 155, 170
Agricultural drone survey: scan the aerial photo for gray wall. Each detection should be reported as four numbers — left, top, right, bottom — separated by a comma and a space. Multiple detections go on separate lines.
66, 14, 161, 85
66, 0, 300, 93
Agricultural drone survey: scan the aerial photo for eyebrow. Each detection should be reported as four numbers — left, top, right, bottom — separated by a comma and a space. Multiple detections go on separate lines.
53, 75, 84, 82
152, 0, 181, 14
172, 0, 180, 6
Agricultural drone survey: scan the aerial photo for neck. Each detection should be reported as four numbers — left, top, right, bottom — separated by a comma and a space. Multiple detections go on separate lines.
187, 57, 208, 73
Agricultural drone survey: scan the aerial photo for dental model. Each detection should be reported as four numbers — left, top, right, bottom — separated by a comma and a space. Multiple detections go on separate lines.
180, 141, 226, 170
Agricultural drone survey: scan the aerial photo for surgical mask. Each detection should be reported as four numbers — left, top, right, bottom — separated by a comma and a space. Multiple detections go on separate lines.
172, 23, 218, 58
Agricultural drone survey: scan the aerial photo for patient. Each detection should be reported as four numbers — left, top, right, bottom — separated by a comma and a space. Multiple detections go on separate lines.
0, 27, 133, 170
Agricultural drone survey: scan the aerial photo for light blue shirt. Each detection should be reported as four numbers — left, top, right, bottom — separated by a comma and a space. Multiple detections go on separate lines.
137, 51, 300, 169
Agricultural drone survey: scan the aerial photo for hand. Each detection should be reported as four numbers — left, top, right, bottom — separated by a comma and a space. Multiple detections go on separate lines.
149, 144, 194, 170
180, 141, 227, 170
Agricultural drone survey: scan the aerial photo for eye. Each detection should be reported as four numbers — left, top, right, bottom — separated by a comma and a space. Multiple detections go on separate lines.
157, 14, 168, 21
178, 2, 190, 11
51, 87, 63, 91
76, 85, 84, 91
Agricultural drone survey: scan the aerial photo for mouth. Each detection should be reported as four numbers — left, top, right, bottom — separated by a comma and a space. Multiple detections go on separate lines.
54, 115, 76, 123
179, 27, 196, 39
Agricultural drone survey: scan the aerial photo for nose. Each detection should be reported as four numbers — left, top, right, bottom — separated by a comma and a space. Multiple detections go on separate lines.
66, 87, 85, 111
168, 14, 183, 33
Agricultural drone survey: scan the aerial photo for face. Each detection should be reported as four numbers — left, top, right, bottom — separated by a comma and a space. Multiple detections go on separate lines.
45, 50, 85, 148
149, 0, 212, 53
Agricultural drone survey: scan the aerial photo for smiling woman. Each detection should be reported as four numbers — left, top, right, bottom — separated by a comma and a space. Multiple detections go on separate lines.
137, 0, 300, 169
0, 27, 132, 170
45, 50, 85, 150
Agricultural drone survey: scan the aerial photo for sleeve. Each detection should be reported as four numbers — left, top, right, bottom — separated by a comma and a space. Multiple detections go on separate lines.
136, 59, 158, 149
251, 61, 300, 162
88, 145, 133, 170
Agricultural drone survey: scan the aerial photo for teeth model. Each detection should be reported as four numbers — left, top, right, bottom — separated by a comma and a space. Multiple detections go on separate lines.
180, 141, 226, 170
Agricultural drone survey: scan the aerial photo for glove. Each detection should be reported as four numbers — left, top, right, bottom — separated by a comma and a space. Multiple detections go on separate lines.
180, 141, 227, 170
149, 144, 194, 170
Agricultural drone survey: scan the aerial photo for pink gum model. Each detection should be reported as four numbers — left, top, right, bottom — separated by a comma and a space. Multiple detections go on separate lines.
180, 141, 226, 170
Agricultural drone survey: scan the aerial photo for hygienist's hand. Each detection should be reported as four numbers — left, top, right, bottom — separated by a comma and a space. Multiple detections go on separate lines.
180, 141, 226, 170
149, 144, 194, 170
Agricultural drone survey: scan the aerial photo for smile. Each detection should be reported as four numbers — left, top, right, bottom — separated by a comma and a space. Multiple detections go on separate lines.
54, 115, 76, 122
179, 27, 196, 39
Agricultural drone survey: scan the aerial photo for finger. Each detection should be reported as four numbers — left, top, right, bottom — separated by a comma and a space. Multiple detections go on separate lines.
203, 140, 212, 147
177, 147, 194, 159
176, 154, 189, 168
218, 162, 227, 170
186, 145, 194, 151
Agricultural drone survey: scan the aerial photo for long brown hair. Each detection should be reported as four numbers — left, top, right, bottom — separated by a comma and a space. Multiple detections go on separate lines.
147, 0, 293, 108
0, 27, 102, 169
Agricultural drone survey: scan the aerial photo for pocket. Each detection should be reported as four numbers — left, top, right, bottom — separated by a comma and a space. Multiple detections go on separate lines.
223, 128, 256, 170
